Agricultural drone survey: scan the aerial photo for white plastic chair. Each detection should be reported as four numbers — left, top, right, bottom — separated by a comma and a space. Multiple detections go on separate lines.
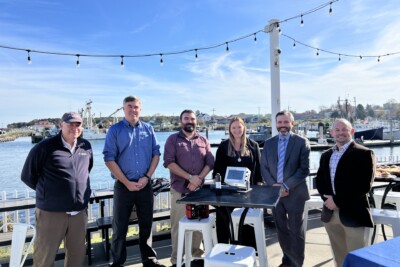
0, 223, 36, 267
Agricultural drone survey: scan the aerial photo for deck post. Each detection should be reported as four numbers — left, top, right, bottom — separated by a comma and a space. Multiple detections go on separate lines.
266, 19, 281, 136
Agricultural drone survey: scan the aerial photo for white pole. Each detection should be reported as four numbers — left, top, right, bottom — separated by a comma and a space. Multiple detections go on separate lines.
266, 19, 281, 137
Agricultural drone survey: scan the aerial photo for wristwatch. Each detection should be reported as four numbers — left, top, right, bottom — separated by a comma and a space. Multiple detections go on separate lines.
144, 174, 151, 181
188, 174, 192, 181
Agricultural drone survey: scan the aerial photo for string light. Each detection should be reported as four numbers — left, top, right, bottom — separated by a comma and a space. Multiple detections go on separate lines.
76, 54, 80, 68
9, 1, 390, 67
377, 56, 380, 62
281, 33, 399, 63
195, 49, 198, 61
160, 54, 163, 65
120, 56, 124, 67
300, 14, 304, 27
253, 33, 257, 43
27, 50, 31, 64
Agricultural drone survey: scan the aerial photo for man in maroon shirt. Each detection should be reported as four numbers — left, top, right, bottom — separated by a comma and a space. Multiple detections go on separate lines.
163, 109, 214, 267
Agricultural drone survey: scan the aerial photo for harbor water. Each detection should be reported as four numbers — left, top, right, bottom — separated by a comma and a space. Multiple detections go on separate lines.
1, 131, 400, 193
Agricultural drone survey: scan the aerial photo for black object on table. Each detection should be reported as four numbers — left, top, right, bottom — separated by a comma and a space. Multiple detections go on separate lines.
177, 184, 281, 244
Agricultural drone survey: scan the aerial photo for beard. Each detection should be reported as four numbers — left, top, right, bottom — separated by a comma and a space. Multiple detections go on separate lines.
277, 126, 291, 135
183, 123, 195, 133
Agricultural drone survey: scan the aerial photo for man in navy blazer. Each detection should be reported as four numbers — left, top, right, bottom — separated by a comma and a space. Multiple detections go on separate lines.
316, 118, 375, 267
261, 110, 310, 267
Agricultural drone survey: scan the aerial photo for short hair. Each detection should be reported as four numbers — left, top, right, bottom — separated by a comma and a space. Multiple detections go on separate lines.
332, 118, 353, 130
180, 109, 195, 121
275, 110, 294, 122
123, 96, 141, 105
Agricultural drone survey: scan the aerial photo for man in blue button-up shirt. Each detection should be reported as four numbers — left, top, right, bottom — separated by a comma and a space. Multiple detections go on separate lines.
103, 96, 165, 267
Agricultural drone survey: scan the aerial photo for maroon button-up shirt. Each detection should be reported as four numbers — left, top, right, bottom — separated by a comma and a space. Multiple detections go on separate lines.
163, 130, 215, 194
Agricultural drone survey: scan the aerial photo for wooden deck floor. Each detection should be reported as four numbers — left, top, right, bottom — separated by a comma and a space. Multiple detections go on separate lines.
25, 210, 393, 267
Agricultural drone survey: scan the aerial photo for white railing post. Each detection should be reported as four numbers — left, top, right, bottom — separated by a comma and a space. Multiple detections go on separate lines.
25, 189, 30, 224
2, 191, 8, 232
14, 190, 18, 223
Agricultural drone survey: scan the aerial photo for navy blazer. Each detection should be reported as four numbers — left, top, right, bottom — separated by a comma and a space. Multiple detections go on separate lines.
316, 141, 375, 227
261, 133, 311, 191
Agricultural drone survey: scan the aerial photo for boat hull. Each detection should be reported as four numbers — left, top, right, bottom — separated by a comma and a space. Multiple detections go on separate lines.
354, 127, 384, 140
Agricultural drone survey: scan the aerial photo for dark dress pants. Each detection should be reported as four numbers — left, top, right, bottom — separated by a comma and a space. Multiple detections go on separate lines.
111, 181, 156, 265
272, 188, 307, 267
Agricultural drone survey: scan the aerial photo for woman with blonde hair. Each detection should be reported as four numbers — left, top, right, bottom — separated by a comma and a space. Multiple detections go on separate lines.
212, 117, 263, 243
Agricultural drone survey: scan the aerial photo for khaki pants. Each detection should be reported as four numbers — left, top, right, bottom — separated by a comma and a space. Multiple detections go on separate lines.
170, 189, 204, 265
33, 208, 87, 267
324, 209, 367, 267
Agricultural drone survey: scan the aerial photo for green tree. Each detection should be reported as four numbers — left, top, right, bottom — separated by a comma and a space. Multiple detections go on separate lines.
355, 104, 367, 120
330, 110, 340, 119
366, 104, 375, 118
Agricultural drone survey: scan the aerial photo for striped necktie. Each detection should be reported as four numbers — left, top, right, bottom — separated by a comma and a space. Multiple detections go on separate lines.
277, 138, 287, 183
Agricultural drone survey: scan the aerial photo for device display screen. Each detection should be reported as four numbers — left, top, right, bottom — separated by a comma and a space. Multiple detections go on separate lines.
227, 169, 245, 180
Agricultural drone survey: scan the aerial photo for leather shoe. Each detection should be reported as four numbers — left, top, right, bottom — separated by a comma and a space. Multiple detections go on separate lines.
143, 259, 166, 267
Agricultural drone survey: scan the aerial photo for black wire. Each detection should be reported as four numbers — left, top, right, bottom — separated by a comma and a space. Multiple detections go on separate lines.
0, 1, 339, 60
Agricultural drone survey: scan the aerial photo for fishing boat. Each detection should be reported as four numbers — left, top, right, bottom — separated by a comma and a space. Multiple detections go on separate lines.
79, 100, 107, 140
353, 125, 384, 140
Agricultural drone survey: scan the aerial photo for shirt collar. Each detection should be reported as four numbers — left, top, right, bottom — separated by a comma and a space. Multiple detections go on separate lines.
122, 118, 141, 128
278, 133, 291, 142
178, 129, 199, 140
334, 140, 352, 152
61, 135, 77, 151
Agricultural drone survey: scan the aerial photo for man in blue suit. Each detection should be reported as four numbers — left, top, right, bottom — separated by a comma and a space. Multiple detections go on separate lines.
261, 110, 310, 267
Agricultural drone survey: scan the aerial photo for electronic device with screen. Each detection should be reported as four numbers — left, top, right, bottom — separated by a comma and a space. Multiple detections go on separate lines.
224, 166, 251, 190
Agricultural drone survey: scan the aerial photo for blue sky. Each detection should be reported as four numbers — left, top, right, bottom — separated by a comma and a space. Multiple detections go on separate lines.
1, 0, 400, 126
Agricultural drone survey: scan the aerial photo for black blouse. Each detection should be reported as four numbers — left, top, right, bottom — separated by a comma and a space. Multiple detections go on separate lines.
212, 138, 262, 185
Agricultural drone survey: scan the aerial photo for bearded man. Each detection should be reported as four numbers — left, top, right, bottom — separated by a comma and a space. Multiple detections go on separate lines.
260, 110, 311, 267
163, 109, 215, 267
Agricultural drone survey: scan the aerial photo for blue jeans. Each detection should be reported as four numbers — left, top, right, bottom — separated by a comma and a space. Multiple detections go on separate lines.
110, 181, 156, 264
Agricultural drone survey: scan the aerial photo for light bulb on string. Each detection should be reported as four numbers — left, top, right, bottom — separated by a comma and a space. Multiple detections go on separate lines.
316, 49, 319, 56
160, 54, 163, 66
360, 55, 363, 60
377, 56, 380, 62
338, 54, 341, 61
120, 56, 124, 68
76, 54, 80, 68
27, 50, 32, 64
253, 33, 257, 44
226, 42, 229, 53
195, 49, 198, 61
293, 41, 296, 48
300, 14, 304, 27
329, 2, 333, 16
